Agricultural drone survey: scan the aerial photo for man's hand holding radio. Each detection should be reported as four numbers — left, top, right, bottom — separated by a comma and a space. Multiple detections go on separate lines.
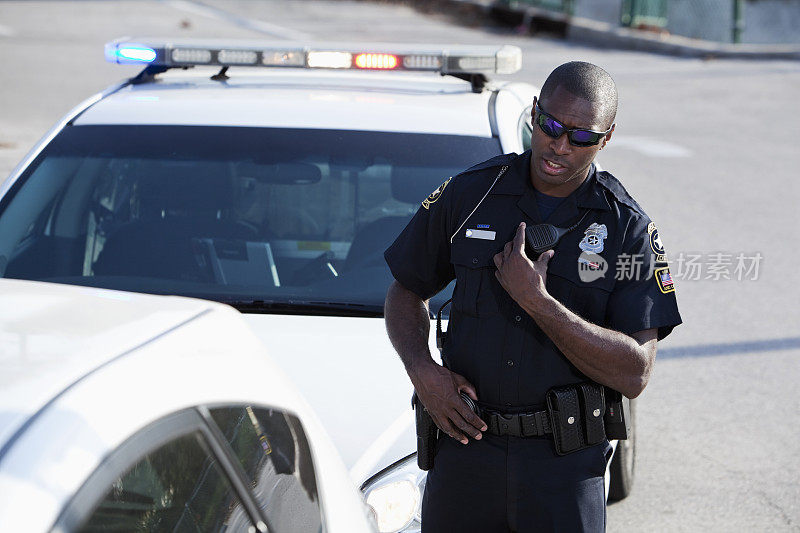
494, 222, 555, 311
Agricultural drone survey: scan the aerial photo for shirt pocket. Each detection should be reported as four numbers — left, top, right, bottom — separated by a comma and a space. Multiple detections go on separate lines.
450, 238, 503, 318
546, 252, 616, 325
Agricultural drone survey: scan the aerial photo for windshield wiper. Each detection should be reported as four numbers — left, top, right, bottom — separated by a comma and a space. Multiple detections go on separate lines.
221, 299, 384, 318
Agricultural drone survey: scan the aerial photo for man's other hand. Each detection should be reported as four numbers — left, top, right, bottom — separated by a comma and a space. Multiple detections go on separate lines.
410, 362, 487, 444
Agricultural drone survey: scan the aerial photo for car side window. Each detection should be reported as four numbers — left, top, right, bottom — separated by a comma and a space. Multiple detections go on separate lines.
209, 406, 323, 533
78, 431, 252, 532
520, 105, 533, 152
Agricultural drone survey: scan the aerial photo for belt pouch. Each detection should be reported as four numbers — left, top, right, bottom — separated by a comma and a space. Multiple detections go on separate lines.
412, 392, 438, 471
578, 383, 606, 445
546, 386, 584, 455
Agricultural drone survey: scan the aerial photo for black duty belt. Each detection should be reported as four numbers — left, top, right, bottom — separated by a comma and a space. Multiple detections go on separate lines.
475, 383, 609, 455
415, 382, 624, 470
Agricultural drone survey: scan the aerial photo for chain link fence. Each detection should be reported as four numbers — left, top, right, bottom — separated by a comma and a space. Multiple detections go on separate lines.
662, 0, 800, 44
627, 0, 800, 44
503, 0, 800, 44
663, 0, 735, 42
740, 0, 800, 44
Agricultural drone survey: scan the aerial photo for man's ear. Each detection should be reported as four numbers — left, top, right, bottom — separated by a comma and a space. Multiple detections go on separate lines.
601, 124, 615, 148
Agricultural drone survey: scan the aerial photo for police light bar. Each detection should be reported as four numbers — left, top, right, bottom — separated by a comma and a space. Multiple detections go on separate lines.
104, 38, 522, 76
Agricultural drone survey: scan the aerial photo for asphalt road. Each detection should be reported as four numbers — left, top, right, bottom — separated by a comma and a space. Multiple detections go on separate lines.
1, 1, 799, 530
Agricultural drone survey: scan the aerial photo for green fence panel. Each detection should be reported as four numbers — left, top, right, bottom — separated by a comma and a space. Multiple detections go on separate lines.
621, 0, 668, 28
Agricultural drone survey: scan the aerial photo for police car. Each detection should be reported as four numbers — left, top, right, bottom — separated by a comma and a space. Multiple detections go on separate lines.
0, 39, 635, 532
0, 278, 375, 532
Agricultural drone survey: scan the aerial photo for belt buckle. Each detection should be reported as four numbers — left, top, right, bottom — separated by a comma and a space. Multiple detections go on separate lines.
495, 412, 522, 437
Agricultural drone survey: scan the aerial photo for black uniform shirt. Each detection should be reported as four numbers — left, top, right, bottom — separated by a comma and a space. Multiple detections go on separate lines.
385, 150, 682, 409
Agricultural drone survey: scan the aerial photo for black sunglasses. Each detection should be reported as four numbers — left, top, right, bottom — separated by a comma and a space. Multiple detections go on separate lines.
534, 102, 613, 147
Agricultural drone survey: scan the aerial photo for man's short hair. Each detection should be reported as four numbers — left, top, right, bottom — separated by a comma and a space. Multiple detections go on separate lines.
539, 62, 618, 129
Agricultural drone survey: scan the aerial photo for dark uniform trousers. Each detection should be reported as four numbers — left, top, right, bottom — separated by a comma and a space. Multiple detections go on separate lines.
385, 151, 682, 533
422, 435, 612, 533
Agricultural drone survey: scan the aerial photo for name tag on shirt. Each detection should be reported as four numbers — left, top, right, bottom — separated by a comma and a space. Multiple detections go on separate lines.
465, 229, 496, 240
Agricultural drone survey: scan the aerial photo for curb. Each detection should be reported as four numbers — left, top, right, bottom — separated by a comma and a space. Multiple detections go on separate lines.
391, 0, 800, 61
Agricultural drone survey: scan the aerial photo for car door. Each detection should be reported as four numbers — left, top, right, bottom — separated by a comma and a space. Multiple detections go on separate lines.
54, 405, 326, 533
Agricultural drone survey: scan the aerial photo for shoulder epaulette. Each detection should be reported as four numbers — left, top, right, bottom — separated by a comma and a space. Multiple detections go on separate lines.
596, 170, 646, 216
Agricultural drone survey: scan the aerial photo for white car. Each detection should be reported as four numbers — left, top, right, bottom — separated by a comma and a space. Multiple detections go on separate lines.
0, 278, 375, 532
0, 39, 634, 532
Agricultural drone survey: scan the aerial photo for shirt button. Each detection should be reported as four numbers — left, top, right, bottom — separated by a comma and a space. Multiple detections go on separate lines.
472, 258, 478, 264
507, 360, 514, 366
515, 315, 521, 322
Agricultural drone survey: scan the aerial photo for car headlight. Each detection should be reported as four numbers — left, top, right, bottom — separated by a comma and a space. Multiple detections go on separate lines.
361, 454, 426, 533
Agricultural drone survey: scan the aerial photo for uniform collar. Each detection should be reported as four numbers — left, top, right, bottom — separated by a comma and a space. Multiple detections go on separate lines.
491, 150, 610, 224
490, 150, 530, 195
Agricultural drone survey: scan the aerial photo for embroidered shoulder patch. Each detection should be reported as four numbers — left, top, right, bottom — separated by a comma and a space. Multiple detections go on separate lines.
422, 177, 452, 210
655, 266, 675, 294
647, 222, 667, 263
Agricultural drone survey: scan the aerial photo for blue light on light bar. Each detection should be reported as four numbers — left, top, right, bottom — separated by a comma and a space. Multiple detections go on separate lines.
115, 46, 156, 63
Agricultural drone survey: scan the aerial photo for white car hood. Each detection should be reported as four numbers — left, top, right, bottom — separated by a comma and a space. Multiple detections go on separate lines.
0, 279, 211, 450
242, 313, 430, 484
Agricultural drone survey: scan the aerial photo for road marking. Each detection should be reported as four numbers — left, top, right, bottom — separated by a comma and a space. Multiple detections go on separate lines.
0, 24, 15, 37
164, 0, 313, 40
611, 135, 692, 158
660, 336, 800, 359
349, 408, 414, 484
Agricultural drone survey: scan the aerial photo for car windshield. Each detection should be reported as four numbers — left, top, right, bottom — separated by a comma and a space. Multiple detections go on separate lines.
0, 125, 502, 315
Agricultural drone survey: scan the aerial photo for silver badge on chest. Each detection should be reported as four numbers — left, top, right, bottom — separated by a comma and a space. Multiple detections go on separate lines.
579, 223, 608, 254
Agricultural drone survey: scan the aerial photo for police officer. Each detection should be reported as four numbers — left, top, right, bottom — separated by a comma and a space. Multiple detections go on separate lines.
384, 62, 682, 532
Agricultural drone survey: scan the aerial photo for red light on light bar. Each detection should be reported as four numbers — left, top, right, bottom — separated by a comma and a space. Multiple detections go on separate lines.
354, 53, 399, 70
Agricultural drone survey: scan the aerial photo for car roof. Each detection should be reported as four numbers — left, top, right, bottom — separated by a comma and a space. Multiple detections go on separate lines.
74, 68, 496, 137
0, 279, 215, 449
